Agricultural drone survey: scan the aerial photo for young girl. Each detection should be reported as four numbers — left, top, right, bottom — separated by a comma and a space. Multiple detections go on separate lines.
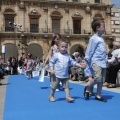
25, 53, 33, 79
44, 33, 61, 91
44, 33, 61, 64
49, 39, 86, 102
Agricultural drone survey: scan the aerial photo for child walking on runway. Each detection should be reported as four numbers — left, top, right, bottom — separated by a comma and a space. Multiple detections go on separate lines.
49, 39, 86, 102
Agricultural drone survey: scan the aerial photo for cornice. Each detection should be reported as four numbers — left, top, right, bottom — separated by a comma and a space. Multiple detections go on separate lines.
0, 0, 112, 11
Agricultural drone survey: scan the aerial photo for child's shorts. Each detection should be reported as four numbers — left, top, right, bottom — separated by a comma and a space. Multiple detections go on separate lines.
51, 74, 69, 89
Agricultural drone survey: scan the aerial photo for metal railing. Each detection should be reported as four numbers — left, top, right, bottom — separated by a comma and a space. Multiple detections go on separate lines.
0, 28, 112, 35
1, 28, 74, 34
39, 0, 81, 2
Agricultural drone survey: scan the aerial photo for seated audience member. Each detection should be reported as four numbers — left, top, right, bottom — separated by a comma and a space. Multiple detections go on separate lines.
105, 42, 120, 88
70, 52, 83, 81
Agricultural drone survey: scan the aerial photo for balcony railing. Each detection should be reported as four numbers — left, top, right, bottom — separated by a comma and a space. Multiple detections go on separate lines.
0, 28, 90, 34
0, 28, 112, 36
39, 0, 81, 2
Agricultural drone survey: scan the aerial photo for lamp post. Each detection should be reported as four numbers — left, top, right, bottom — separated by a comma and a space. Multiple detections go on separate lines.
1, 45, 6, 61
9, 22, 22, 58
17, 32, 28, 58
17, 42, 28, 58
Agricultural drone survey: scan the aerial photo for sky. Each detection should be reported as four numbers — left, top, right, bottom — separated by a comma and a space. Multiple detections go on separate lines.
111, 0, 120, 8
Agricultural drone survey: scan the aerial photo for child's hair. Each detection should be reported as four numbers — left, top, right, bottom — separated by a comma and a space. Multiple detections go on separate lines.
51, 33, 61, 46
27, 53, 32, 58
108, 42, 113, 49
91, 19, 104, 33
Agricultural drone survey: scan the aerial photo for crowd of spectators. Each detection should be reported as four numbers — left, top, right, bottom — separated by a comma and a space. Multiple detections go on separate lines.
0, 54, 42, 83
0, 41, 120, 88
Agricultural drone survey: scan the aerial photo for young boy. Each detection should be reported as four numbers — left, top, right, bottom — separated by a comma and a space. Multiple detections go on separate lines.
49, 39, 86, 102
84, 19, 107, 102
84, 64, 95, 96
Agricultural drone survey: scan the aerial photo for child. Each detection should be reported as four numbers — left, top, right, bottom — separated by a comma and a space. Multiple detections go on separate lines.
49, 39, 86, 102
25, 53, 33, 79
44, 33, 61, 91
84, 19, 107, 102
84, 64, 95, 96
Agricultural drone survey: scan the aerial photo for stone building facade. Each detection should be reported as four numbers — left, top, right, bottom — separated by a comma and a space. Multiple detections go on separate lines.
111, 6, 120, 42
0, 0, 113, 60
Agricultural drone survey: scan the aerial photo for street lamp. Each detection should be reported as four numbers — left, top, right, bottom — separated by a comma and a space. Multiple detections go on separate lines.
17, 42, 28, 58
17, 32, 28, 58
9, 22, 22, 58
66, 35, 70, 42
1, 45, 6, 61
9, 22, 22, 31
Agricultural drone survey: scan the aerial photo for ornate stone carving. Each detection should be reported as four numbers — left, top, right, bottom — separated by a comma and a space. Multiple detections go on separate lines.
64, 7, 69, 13
74, 11, 80, 16
31, 9, 38, 14
19, 1, 26, 9
72, 12, 83, 19
28, 9, 41, 18
85, 6, 91, 13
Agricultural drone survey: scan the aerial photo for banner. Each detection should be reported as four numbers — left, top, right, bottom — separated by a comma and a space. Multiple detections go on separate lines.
18, 67, 26, 75
2, 45, 6, 54
38, 68, 45, 82
32, 70, 39, 77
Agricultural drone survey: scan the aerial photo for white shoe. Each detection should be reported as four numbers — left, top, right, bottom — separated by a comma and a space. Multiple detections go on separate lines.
55, 89, 60, 92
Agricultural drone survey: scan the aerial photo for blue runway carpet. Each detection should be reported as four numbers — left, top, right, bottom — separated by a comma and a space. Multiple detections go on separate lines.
3, 75, 120, 120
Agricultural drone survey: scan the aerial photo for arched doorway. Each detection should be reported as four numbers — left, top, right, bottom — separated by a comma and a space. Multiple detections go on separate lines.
3, 43, 18, 59
70, 44, 84, 57
26, 44, 43, 59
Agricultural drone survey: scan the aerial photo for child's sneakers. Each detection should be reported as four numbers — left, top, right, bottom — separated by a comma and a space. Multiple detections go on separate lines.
49, 96, 56, 102
66, 97, 75, 102
55, 89, 60, 92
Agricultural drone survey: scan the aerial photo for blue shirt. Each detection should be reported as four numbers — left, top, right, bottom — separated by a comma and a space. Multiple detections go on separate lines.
49, 52, 76, 78
85, 34, 107, 68
84, 64, 94, 78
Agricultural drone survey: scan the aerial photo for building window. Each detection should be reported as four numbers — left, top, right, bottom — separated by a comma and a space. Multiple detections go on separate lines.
112, 29, 114, 33
111, 12, 114, 17
95, 0, 100, 3
115, 21, 120, 25
73, 20, 81, 34
116, 37, 120, 41
30, 18, 39, 33
115, 12, 120, 17
4, 9, 16, 32
5, 17, 14, 32
111, 21, 114, 25
52, 19, 60, 33
115, 29, 120, 33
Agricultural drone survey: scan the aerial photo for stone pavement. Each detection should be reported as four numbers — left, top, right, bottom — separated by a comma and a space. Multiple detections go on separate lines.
0, 76, 8, 120
0, 76, 120, 120
70, 80, 120, 93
